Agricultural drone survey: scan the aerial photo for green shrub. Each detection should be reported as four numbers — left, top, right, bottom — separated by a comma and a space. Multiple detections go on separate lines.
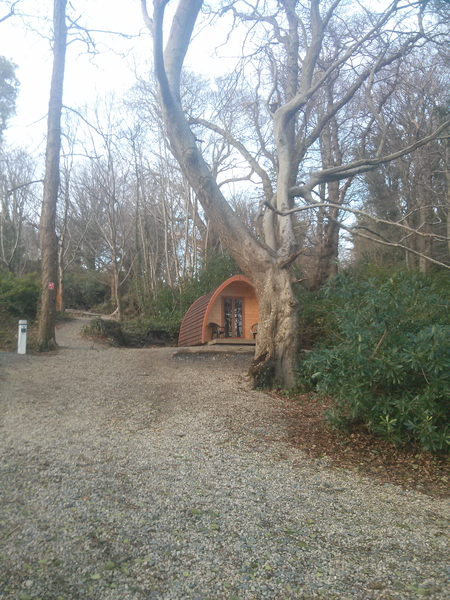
63, 270, 110, 310
83, 317, 127, 346
0, 272, 40, 318
124, 314, 180, 342
301, 272, 450, 453
297, 286, 342, 349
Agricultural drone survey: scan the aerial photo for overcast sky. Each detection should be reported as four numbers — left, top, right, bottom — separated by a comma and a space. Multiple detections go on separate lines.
1, 0, 234, 152
0, 0, 152, 149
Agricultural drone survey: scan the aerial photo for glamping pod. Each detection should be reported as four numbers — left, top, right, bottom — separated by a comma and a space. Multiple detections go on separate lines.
178, 275, 259, 346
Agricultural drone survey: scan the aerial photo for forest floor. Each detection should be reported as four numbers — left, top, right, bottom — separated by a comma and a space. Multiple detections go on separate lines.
281, 394, 450, 499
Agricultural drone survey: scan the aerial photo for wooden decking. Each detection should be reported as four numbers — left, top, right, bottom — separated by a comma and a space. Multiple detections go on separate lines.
207, 338, 256, 346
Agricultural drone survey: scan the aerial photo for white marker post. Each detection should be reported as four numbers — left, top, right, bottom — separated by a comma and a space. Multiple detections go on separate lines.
18, 320, 27, 354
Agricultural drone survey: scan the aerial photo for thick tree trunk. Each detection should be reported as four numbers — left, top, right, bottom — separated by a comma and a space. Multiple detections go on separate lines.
37, 0, 67, 350
249, 266, 299, 389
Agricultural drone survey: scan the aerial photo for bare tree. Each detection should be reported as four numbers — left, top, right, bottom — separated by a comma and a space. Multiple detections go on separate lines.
0, 149, 40, 274
142, 0, 450, 387
353, 56, 450, 271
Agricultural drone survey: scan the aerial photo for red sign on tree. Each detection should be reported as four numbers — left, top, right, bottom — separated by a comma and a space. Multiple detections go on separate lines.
48, 282, 55, 290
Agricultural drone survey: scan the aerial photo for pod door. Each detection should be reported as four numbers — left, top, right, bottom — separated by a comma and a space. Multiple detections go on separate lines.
223, 297, 243, 338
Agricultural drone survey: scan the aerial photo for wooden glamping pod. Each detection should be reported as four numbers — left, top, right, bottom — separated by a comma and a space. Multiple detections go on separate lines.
178, 275, 259, 346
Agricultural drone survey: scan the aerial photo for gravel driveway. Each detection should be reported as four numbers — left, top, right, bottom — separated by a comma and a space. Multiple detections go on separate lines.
1, 318, 449, 600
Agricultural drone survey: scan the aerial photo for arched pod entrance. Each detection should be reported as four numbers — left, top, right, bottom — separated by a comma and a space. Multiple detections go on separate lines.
178, 275, 259, 346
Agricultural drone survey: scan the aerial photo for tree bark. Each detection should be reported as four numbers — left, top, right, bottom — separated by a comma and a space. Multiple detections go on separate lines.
311, 205, 340, 290
311, 115, 343, 289
249, 265, 299, 389
37, 0, 67, 350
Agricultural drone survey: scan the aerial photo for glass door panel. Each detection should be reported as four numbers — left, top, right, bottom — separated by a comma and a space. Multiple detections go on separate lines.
223, 298, 243, 338
234, 299, 243, 337
224, 298, 232, 337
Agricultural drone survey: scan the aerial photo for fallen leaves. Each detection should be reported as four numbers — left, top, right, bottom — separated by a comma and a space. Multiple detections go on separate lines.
279, 393, 450, 498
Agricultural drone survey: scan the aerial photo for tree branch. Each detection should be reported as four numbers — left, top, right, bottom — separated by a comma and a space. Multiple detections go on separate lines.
0, 0, 19, 24
264, 199, 450, 269
6, 180, 44, 196
188, 116, 274, 200
304, 118, 450, 186
140, 0, 153, 31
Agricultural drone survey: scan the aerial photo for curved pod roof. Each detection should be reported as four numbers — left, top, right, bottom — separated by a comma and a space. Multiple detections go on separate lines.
178, 275, 257, 346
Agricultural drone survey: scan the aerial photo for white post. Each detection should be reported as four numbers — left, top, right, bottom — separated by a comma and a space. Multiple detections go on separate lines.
18, 320, 27, 354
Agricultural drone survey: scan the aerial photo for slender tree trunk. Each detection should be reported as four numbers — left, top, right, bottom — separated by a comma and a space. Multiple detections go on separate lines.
57, 169, 70, 314
130, 133, 144, 309
57, 238, 64, 313
311, 207, 340, 290
38, 0, 67, 350
112, 261, 123, 320
311, 111, 345, 290
162, 200, 173, 288
418, 207, 433, 274
183, 182, 191, 278
168, 197, 180, 281
416, 169, 433, 274
192, 192, 198, 276
109, 209, 124, 321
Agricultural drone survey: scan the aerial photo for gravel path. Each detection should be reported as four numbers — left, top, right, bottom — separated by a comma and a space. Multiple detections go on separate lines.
0, 318, 449, 600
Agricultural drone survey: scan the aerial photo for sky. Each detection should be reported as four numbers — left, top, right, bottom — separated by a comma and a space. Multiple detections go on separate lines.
0, 0, 233, 152
0, 0, 152, 150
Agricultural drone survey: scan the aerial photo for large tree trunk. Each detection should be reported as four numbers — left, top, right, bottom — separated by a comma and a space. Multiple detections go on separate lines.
249, 266, 299, 389
37, 0, 67, 350
159, 94, 298, 385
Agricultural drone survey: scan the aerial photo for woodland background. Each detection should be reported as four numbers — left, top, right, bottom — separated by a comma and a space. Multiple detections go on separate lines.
1, 0, 450, 453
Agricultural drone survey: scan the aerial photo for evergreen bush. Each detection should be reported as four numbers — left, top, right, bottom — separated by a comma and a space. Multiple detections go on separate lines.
83, 316, 127, 346
63, 270, 110, 310
0, 272, 39, 318
301, 272, 450, 453
297, 286, 341, 349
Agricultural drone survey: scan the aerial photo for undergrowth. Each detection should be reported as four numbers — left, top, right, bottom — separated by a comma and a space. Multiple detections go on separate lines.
299, 271, 450, 453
